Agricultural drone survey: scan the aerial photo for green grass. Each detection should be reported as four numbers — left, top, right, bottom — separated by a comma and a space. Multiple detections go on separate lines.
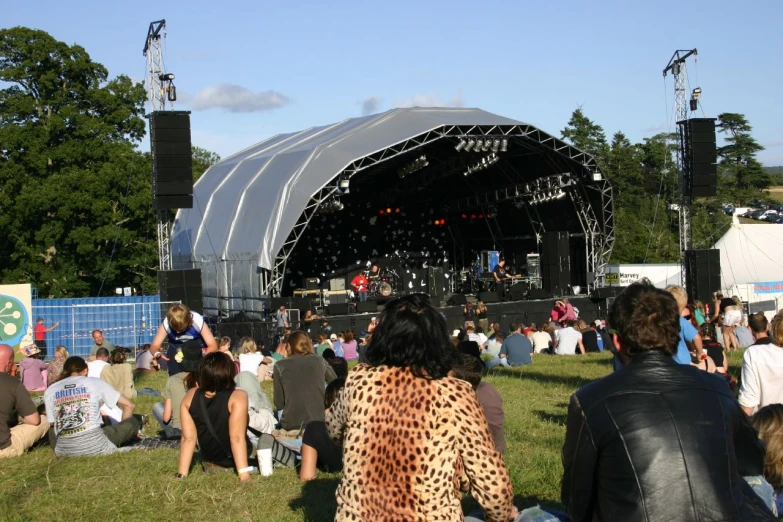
0, 351, 745, 521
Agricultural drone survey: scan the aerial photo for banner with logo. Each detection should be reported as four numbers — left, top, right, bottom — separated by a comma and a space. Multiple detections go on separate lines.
753, 281, 783, 294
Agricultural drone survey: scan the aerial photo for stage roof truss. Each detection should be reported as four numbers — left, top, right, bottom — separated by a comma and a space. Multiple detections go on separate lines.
262, 123, 613, 296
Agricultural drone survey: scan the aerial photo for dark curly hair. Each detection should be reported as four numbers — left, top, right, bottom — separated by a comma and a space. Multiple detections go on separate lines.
608, 281, 680, 357
366, 293, 453, 379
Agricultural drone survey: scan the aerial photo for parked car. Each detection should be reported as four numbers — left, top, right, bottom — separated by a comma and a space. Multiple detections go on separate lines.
748, 209, 766, 220
760, 210, 781, 221
767, 214, 783, 224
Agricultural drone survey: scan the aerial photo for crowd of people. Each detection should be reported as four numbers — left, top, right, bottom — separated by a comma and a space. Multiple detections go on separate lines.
3, 287, 783, 521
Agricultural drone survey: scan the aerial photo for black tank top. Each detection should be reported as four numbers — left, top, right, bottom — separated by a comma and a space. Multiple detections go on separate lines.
189, 388, 251, 468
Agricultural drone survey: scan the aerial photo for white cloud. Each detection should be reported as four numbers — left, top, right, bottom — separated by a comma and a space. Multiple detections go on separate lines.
360, 95, 382, 116
191, 83, 290, 113
394, 91, 465, 109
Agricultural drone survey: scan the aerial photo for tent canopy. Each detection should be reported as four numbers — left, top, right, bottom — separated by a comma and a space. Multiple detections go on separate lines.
713, 223, 783, 288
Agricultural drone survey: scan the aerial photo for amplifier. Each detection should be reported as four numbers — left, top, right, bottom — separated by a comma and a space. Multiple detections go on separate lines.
304, 277, 319, 290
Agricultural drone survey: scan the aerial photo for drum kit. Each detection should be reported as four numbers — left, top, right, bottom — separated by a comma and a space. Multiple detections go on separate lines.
368, 268, 400, 298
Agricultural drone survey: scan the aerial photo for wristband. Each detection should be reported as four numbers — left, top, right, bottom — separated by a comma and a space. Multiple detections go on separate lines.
699, 353, 707, 360
237, 466, 255, 475
175, 473, 186, 479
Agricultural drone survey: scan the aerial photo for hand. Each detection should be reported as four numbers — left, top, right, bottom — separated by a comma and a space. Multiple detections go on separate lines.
509, 505, 519, 521
239, 472, 252, 483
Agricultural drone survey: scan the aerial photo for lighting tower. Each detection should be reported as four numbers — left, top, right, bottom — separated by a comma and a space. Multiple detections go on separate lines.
143, 20, 178, 270
663, 48, 698, 285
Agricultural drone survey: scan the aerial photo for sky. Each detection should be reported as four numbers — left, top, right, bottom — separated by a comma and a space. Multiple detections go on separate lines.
6, 0, 783, 165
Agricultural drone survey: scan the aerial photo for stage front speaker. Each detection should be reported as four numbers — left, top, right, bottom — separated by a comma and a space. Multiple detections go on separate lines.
150, 111, 193, 210
480, 290, 501, 304
446, 294, 467, 307
509, 282, 530, 302
157, 268, 203, 314
528, 289, 554, 301
326, 303, 353, 316
356, 301, 377, 314
685, 249, 721, 304
270, 297, 290, 311
290, 297, 313, 313
543, 231, 571, 294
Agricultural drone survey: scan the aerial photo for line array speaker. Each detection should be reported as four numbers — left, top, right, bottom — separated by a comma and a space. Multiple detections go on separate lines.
157, 268, 203, 314
542, 231, 570, 294
150, 111, 193, 210
684, 118, 717, 198
684, 249, 720, 304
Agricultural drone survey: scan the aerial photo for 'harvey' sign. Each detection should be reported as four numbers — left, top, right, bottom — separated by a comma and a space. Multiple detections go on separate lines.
754, 281, 783, 294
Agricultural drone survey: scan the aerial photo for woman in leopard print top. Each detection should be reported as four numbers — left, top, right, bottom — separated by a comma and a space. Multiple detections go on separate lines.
326, 293, 514, 522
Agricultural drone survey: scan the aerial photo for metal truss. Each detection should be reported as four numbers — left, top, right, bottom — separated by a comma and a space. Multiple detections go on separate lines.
266, 123, 615, 295
157, 210, 173, 270
264, 184, 340, 296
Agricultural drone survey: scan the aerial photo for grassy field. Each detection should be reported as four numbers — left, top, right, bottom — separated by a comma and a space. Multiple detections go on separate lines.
0, 351, 745, 521
768, 186, 783, 203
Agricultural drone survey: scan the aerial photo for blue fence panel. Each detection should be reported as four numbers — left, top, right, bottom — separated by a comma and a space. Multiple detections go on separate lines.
31, 296, 176, 359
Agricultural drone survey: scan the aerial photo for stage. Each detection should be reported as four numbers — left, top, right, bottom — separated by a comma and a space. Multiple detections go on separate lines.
211, 295, 609, 348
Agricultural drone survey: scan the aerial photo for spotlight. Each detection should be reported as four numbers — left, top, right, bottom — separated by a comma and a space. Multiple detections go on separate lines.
158, 73, 175, 81
461, 213, 467, 219
478, 214, 484, 219
471, 214, 476, 219
592, 173, 603, 181
465, 139, 476, 152
482, 140, 491, 152
556, 190, 567, 199
491, 139, 500, 153
395, 208, 400, 213
387, 208, 392, 213
474, 139, 483, 152
455, 139, 467, 151
441, 219, 446, 225
339, 179, 350, 189
500, 138, 508, 152
379, 209, 385, 215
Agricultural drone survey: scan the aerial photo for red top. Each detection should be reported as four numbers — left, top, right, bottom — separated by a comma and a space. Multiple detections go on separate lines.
34, 323, 46, 341
351, 274, 369, 293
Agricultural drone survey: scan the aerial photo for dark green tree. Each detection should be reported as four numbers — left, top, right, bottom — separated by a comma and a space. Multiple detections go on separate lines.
192, 145, 221, 183
716, 113, 769, 197
561, 107, 609, 164
0, 27, 154, 296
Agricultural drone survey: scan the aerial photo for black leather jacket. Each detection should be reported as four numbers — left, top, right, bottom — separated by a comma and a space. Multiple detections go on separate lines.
561, 350, 775, 521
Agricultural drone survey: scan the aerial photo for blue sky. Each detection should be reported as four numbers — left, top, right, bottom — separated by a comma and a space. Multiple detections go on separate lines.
7, 0, 783, 164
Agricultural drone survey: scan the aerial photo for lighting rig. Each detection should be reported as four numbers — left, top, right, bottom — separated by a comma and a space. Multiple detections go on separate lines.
455, 137, 508, 153
464, 153, 500, 176
398, 155, 429, 178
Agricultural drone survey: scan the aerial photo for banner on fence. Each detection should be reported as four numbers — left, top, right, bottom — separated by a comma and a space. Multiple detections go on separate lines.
0, 284, 33, 349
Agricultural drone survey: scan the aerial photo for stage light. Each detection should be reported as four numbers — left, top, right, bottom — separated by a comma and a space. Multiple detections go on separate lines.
339, 179, 350, 189
500, 138, 508, 152
441, 219, 446, 225
387, 208, 392, 213
434, 220, 440, 225
478, 214, 484, 219
462, 213, 467, 219
556, 190, 567, 199
471, 214, 476, 219
491, 139, 500, 153
465, 139, 476, 152
455, 139, 467, 151
379, 209, 385, 215
474, 139, 483, 152
592, 173, 602, 181
158, 73, 175, 81
395, 208, 400, 213
482, 140, 491, 152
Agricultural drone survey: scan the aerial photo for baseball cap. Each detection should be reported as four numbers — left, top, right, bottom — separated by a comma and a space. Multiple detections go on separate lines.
452, 329, 461, 337
330, 333, 337, 341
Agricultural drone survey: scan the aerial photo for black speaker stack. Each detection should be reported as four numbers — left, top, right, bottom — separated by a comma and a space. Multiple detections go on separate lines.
356, 301, 378, 314
542, 231, 570, 294
150, 111, 193, 210
427, 267, 446, 299
446, 294, 467, 307
684, 249, 721, 304
682, 118, 717, 198
157, 269, 203, 314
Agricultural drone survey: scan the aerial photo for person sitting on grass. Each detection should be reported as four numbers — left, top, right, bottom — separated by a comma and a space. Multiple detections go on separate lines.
19, 345, 48, 392
0, 344, 49, 458
699, 322, 728, 376
101, 349, 137, 400
452, 353, 506, 454
560, 281, 776, 521
299, 378, 346, 481
87, 347, 110, 378
177, 352, 254, 481
499, 322, 533, 366
274, 331, 337, 432
751, 404, 783, 515
44, 356, 140, 457
315, 334, 331, 356
237, 337, 265, 380
46, 345, 68, 385
322, 348, 348, 379
152, 342, 201, 440
326, 293, 515, 521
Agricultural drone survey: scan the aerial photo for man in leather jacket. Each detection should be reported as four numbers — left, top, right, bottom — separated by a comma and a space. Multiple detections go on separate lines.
561, 281, 775, 521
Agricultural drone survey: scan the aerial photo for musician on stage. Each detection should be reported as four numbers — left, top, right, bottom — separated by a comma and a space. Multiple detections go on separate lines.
492, 258, 518, 300
351, 270, 370, 303
368, 265, 381, 280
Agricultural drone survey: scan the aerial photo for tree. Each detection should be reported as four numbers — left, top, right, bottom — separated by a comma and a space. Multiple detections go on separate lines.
192, 146, 220, 183
561, 108, 609, 164
716, 113, 770, 197
0, 27, 154, 296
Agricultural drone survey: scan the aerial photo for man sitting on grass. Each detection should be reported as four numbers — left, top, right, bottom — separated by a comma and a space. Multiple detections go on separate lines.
0, 344, 49, 458
44, 356, 140, 456
452, 353, 506, 454
561, 281, 776, 521
498, 322, 532, 367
